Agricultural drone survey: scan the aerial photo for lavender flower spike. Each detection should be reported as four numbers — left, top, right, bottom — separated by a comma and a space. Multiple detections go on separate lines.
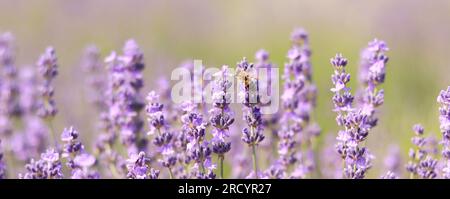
209, 65, 234, 178
118, 40, 146, 153
103, 40, 146, 154
36, 47, 59, 147
126, 151, 160, 179
72, 153, 100, 179
60, 126, 100, 179
81, 45, 107, 112
179, 101, 215, 179
20, 148, 63, 179
288, 28, 320, 178
0, 32, 21, 139
36, 47, 58, 118
357, 39, 389, 131
330, 53, 373, 179
437, 86, 450, 178
381, 171, 398, 179
146, 91, 177, 178
237, 57, 265, 179
406, 124, 438, 179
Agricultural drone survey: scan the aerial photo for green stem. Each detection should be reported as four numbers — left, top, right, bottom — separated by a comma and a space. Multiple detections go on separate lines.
342, 160, 346, 179
252, 144, 259, 179
105, 144, 122, 179
5, 150, 15, 178
109, 163, 122, 179
219, 155, 224, 179
168, 167, 174, 179
200, 159, 206, 174
46, 118, 58, 149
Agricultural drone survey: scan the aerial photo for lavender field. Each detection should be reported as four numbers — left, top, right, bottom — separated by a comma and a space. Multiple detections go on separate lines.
0, 0, 449, 179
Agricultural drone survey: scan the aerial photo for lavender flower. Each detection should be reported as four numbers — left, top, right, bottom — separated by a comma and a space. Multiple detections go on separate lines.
81, 45, 107, 112
319, 134, 342, 179
381, 171, 398, 179
359, 39, 389, 86
237, 57, 264, 178
146, 91, 177, 178
288, 28, 320, 178
331, 53, 374, 179
254, 49, 279, 166
209, 65, 234, 178
126, 151, 159, 179
274, 29, 320, 178
437, 86, 450, 178
383, 145, 402, 178
61, 127, 84, 159
20, 148, 63, 179
0, 32, 21, 118
71, 153, 100, 179
171, 102, 193, 178
103, 40, 146, 154
155, 77, 178, 125
36, 47, 59, 148
406, 124, 438, 179
0, 32, 20, 139
178, 101, 215, 179
356, 39, 389, 132
36, 47, 58, 119
263, 162, 286, 179
60, 126, 100, 179
417, 156, 438, 179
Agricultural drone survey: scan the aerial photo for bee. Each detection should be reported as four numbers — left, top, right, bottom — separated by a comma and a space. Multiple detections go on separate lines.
236, 61, 257, 90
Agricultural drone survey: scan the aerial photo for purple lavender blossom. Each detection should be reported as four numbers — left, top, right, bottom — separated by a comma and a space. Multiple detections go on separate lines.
254, 49, 280, 167
81, 45, 107, 112
11, 67, 48, 160
178, 101, 215, 179
171, 101, 194, 178
263, 162, 286, 179
417, 156, 438, 179
119, 40, 146, 153
71, 153, 100, 179
209, 65, 234, 178
173, 100, 213, 179
383, 145, 402, 178
356, 39, 389, 132
20, 148, 63, 179
0, 32, 21, 118
319, 134, 342, 179
274, 28, 321, 178
237, 57, 264, 178
358, 39, 389, 85
437, 86, 450, 178
36, 47, 58, 119
288, 28, 320, 178
11, 119, 47, 161
61, 127, 84, 159
103, 40, 146, 154
146, 91, 178, 178
155, 77, 178, 125
330, 53, 374, 179
60, 126, 100, 179
126, 151, 159, 179
406, 124, 438, 179
381, 171, 398, 179
0, 32, 20, 140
